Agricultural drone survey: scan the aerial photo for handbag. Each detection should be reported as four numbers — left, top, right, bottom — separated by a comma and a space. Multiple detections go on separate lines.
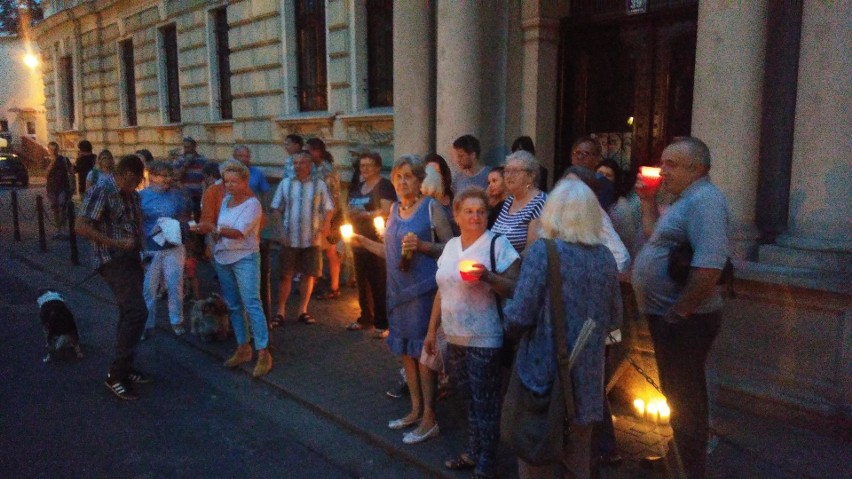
668, 241, 735, 296
500, 239, 576, 466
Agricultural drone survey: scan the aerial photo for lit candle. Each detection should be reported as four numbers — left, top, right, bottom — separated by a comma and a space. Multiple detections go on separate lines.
340, 224, 354, 242
658, 401, 671, 425
458, 260, 478, 282
373, 216, 385, 236
646, 401, 660, 424
633, 398, 646, 419
639, 166, 662, 189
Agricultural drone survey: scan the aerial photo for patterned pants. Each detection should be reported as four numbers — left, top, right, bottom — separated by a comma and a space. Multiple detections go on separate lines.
447, 344, 502, 477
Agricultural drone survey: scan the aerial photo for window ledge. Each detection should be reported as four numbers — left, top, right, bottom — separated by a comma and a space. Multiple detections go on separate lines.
153, 123, 184, 132
116, 126, 140, 132
275, 111, 335, 126
201, 120, 235, 130
337, 107, 394, 124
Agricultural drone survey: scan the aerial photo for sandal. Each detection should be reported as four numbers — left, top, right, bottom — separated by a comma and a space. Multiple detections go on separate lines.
317, 289, 341, 300
444, 454, 476, 470
298, 313, 317, 325
172, 324, 186, 336
346, 322, 364, 331
270, 313, 285, 328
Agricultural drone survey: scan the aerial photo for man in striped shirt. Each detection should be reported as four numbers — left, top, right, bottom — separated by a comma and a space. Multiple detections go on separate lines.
270, 151, 334, 325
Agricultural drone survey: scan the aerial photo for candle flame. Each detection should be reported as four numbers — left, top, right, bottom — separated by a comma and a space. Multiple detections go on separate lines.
340, 224, 354, 241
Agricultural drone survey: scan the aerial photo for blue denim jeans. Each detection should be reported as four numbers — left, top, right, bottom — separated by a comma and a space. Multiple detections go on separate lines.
214, 252, 268, 350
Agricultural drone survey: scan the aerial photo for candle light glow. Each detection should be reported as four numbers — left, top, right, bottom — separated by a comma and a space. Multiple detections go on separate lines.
458, 260, 478, 281
340, 224, 354, 242
373, 216, 385, 236
639, 166, 662, 189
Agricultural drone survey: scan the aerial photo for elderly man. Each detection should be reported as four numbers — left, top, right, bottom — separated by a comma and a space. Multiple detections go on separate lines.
569, 136, 616, 210
76, 154, 150, 400
632, 137, 730, 478
270, 151, 334, 326
232, 144, 269, 199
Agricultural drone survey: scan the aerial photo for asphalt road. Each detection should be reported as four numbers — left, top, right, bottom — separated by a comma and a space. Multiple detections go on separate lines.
0, 257, 355, 479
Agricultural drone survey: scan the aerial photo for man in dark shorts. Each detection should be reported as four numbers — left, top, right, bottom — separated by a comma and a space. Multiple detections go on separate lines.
76, 154, 150, 400
269, 151, 334, 326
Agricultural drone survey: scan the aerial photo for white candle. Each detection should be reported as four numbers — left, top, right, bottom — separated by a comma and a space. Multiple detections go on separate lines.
340, 224, 354, 242
373, 216, 385, 236
633, 398, 646, 419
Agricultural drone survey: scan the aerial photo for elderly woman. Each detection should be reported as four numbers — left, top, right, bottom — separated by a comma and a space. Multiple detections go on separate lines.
504, 179, 622, 479
140, 161, 191, 338
346, 151, 397, 334
196, 160, 271, 377
491, 150, 547, 253
353, 155, 454, 445
424, 187, 520, 478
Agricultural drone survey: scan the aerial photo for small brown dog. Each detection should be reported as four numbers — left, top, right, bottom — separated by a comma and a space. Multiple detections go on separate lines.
189, 293, 230, 342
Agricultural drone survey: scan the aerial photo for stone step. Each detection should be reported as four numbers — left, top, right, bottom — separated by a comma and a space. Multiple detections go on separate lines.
758, 244, 852, 273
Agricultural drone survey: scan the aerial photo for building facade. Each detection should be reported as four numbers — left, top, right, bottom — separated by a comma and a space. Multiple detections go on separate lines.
0, 33, 47, 155
33, 0, 850, 419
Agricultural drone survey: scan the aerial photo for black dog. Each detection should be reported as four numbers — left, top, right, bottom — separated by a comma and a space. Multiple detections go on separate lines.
37, 289, 83, 362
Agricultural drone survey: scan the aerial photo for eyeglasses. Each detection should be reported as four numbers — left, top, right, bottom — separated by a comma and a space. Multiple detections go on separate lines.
572, 150, 593, 157
503, 167, 530, 175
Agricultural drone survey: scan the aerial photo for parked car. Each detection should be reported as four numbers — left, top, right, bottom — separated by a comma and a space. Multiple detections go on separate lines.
0, 153, 29, 187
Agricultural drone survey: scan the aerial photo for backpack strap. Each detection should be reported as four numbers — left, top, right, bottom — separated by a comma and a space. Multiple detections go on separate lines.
491, 233, 504, 323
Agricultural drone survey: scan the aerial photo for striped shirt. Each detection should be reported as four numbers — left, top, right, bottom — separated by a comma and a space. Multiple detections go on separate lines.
78, 175, 143, 269
270, 176, 333, 248
491, 191, 547, 253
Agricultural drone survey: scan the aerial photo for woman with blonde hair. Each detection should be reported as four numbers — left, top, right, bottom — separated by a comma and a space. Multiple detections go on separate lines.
504, 179, 622, 479
86, 149, 115, 191
202, 160, 271, 377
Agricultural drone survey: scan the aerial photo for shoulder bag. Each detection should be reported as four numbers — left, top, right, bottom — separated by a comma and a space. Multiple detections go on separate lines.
500, 239, 576, 465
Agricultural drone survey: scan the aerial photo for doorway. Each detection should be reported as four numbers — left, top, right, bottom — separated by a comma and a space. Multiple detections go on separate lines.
554, 6, 698, 178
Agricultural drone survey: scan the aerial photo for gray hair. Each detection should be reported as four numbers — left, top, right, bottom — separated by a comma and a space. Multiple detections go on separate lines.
538, 179, 603, 246
220, 159, 249, 180
392, 154, 426, 182
669, 136, 712, 170
505, 149, 540, 183
233, 144, 250, 155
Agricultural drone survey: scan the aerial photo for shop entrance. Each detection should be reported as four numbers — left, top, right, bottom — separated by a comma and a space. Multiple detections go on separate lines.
554, 4, 698, 178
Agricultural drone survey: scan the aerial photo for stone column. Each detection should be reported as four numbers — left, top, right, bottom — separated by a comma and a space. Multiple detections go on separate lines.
773, 1, 852, 264
691, 1, 768, 259
520, 10, 560, 188
392, 0, 434, 159
435, 0, 482, 161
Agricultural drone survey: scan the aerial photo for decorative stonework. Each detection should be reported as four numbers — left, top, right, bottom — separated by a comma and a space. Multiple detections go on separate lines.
274, 113, 335, 140
338, 111, 394, 146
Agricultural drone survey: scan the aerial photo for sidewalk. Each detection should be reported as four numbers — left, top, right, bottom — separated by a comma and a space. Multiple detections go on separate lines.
1, 184, 849, 478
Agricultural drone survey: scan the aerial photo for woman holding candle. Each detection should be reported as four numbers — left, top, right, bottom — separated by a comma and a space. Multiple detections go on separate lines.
197, 160, 271, 377
424, 187, 520, 478
352, 154, 453, 445
346, 152, 397, 335
491, 150, 547, 253
504, 179, 622, 479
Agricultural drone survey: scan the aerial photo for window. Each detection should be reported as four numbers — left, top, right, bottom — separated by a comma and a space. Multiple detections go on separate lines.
366, 0, 393, 107
159, 24, 181, 123
295, 0, 327, 111
211, 7, 233, 120
119, 39, 137, 126
59, 55, 75, 128
26, 121, 36, 135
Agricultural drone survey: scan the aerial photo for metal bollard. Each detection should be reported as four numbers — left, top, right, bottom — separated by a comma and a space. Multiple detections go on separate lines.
67, 200, 79, 266
36, 195, 47, 252
11, 190, 21, 241
260, 239, 272, 323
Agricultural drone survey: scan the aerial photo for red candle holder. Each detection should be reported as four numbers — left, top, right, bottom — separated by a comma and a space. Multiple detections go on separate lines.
639, 166, 662, 189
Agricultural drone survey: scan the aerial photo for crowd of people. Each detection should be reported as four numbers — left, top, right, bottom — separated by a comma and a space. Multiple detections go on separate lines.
66, 131, 729, 479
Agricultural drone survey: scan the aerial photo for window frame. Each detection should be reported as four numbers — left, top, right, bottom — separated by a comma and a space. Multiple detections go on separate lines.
117, 38, 138, 127
365, 0, 393, 108
157, 23, 182, 124
207, 6, 233, 121
294, 0, 328, 112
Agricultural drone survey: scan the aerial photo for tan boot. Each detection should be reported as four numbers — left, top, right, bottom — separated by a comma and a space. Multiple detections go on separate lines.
252, 349, 272, 377
224, 343, 253, 368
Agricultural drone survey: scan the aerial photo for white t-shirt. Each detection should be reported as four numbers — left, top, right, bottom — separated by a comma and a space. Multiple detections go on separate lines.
436, 231, 520, 348
213, 196, 262, 265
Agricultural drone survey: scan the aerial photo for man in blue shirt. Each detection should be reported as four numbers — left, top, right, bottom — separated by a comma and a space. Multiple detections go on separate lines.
632, 136, 730, 479
232, 144, 270, 199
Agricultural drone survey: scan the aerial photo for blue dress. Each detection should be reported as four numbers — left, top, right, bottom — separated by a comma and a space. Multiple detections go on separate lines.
384, 198, 438, 357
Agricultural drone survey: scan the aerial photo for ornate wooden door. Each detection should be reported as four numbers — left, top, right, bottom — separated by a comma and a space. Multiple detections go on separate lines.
555, 9, 698, 177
